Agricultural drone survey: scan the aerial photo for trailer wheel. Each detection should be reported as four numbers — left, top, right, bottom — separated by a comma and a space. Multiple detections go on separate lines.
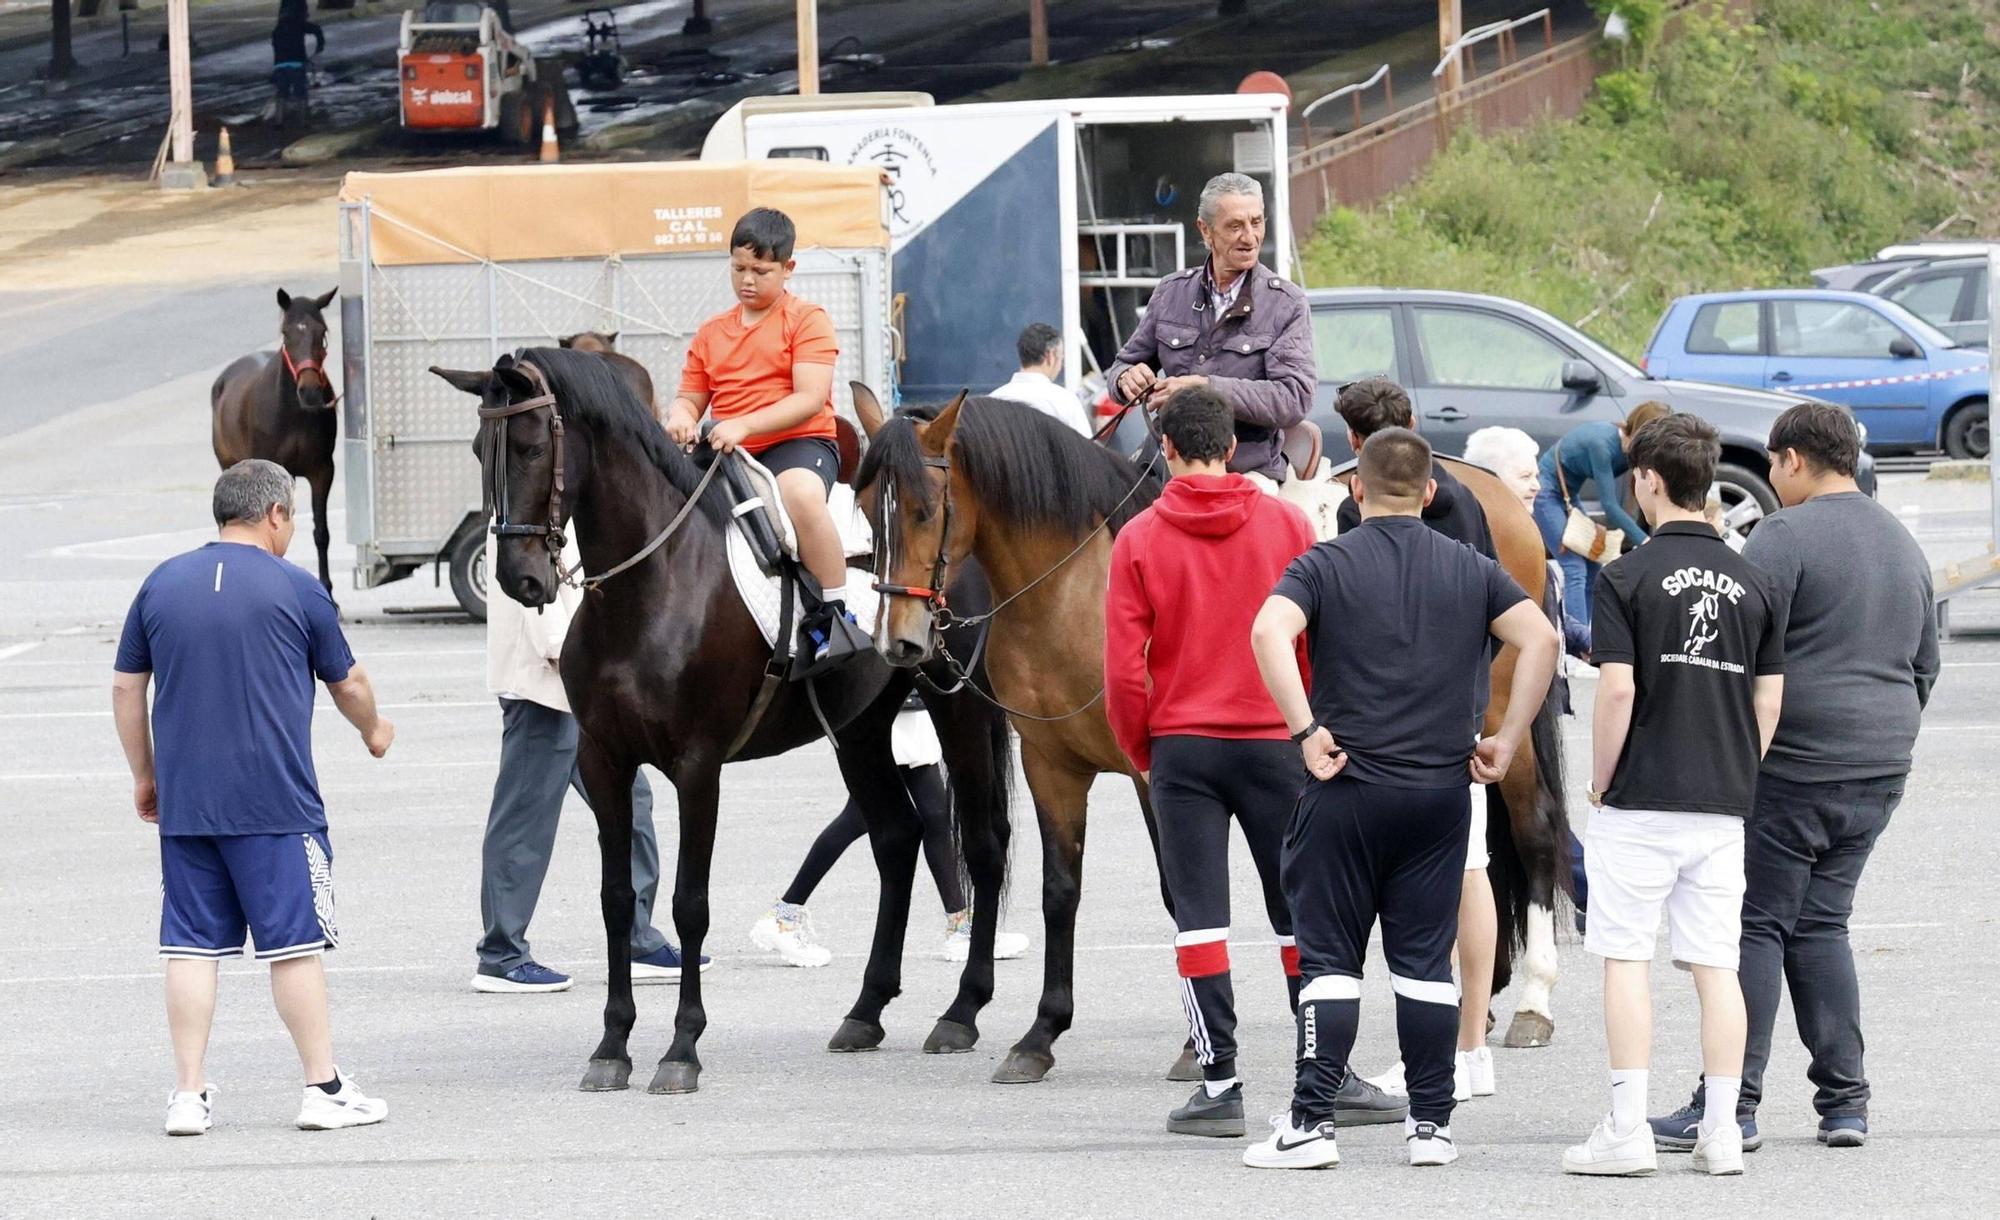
448, 529, 489, 621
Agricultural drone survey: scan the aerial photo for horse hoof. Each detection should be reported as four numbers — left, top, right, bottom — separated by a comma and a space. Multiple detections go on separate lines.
1503, 1011, 1555, 1049
647, 1061, 701, 1094
923, 1019, 979, 1054
578, 1058, 631, 1092
991, 1048, 1054, 1084
1165, 1046, 1202, 1082
828, 1017, 886, 1053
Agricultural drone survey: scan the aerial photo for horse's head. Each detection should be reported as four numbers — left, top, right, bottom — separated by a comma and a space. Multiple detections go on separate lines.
275, 287, 337, 410
432, 354, 585, 609
853, 386, 972, 668
559, 331, 619, 353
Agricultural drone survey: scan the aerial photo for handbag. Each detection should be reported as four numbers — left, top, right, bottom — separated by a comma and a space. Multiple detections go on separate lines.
1552, 441, 1623, 564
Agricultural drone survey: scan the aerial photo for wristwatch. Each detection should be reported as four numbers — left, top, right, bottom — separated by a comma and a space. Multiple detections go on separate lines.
1290, 722, 1322, 745
1586, 787, 1605, 804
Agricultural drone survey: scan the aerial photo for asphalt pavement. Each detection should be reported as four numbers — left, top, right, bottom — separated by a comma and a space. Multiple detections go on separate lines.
2, 278, 1999, 1217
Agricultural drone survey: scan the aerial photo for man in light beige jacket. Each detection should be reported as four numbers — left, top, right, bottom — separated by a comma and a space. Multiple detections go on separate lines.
472, 533, 706, 992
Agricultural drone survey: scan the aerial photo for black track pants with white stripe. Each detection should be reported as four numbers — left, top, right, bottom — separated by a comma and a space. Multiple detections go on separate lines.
1283, 775, 1468, 1125
1150, 735, 1303, 1082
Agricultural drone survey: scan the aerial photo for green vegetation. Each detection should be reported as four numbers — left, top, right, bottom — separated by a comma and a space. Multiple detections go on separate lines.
1299, 0, 2000, 358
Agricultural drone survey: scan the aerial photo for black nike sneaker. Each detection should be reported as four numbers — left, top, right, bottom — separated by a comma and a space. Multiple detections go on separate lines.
1167, 1082, 1245, 1137
1334, 1072, 1409, 1126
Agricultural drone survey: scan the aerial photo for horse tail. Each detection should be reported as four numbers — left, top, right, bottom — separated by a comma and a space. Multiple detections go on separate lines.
1485, 590, 1574, 992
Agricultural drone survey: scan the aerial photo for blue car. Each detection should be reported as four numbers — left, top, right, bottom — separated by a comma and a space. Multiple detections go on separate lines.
1646, 289, 1989, 458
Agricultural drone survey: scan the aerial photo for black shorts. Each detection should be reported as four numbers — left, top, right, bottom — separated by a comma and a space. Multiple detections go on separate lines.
756, 436, 840, 494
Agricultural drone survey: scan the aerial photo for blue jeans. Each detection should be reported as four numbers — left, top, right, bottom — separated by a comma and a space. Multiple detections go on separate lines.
1533, 488, 1599, 617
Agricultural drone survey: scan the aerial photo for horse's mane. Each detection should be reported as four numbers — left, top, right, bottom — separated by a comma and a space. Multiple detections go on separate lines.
517, 346, 725, 525
857, 396, 1161, 537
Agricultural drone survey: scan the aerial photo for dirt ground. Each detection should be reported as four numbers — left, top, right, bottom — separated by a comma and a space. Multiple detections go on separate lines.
0, 172, 340, 291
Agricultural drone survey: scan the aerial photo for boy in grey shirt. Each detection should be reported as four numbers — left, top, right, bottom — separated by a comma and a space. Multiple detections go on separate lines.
1652, 402, 1939, 1152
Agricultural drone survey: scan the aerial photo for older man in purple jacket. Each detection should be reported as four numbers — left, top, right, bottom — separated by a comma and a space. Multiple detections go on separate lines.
1107, 172, 1316, 483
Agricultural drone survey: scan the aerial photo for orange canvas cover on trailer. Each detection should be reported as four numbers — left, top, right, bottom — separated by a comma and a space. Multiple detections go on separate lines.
339, 161, 890, 266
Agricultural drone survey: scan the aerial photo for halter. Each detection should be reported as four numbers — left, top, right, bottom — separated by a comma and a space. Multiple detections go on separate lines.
478, 360, 721, 594
281, 342, 339, 406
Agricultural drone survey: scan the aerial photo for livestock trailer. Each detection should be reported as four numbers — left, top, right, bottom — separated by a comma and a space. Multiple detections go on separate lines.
336, 160, 893, 618
702, 92, 1294, 406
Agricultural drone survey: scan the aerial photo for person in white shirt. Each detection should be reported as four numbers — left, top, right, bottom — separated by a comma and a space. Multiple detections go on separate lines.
472, 531, 706, 993
989, 322, 1092, 436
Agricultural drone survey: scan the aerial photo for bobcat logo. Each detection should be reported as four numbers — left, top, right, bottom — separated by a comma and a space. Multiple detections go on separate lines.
1684, 590, 1721, 657
304, 834, 339, 947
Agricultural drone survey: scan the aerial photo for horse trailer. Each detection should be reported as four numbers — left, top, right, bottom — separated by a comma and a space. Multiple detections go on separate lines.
336, 161, 894, 619
701, 92, 1294, 407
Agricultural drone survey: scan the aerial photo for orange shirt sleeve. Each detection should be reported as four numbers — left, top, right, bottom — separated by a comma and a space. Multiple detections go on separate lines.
677, 325, 714, 398
790, 304, 839, 366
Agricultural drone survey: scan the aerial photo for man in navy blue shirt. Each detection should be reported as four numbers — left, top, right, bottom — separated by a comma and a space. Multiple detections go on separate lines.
113, 460, 394, 1136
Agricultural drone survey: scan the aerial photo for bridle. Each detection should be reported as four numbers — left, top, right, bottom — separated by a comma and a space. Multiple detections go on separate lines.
281, 341, 338, 406
478, 360, 721, 594
869, 390, 1163, 720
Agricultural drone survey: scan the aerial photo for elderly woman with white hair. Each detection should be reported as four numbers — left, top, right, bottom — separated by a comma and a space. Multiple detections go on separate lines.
1104, 172, 1316, 486
1464, 426, 1591, 659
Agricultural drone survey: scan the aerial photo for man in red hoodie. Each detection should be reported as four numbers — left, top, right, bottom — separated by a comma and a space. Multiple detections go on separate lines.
1107, 387, 1408, 1139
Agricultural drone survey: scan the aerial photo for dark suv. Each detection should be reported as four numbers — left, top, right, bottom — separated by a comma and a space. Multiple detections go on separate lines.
1301, 288, 1876, 528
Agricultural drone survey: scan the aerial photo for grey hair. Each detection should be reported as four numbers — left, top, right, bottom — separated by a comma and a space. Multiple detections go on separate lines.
1197, 172, 1265, 225
1462, 426, 1540, 474
213, 459, 295, 527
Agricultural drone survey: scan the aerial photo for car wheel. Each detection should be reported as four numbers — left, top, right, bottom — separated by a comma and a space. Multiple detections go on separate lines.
1712, 462, 1779, 535
1943, 399, 1989, 461
448, 529, 488, 622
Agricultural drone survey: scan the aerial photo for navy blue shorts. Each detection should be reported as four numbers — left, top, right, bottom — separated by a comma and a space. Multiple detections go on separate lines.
756, 436, 840, 493
159, 831, 339, 962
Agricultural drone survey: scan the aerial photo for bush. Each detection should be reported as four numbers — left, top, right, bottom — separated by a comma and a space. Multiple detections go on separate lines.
1300, 0, 1994, 358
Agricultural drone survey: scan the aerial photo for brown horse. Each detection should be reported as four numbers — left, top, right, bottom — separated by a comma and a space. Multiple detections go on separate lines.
212, 287, 340, 596
859, 396, 1574, 1085
560, 332, 657, 421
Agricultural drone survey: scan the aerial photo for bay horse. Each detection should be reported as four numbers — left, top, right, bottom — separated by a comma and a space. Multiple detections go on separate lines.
432, 348, 1016, 1094
559, 331, 657, 419
211, 287, 340, 596
858, 396, 1572, 1084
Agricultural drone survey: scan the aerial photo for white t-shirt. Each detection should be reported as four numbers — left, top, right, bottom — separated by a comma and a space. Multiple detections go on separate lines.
989, 370, 1092, 437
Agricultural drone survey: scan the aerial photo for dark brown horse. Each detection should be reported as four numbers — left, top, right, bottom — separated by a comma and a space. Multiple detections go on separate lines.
433, 348, 1015, 1094
559, 331, 657, 420
212, 287, 340, 595
859, 396, 1574, 1084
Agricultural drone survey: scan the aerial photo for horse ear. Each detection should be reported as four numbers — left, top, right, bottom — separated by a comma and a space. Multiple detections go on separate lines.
557, 334, 576, 348
276, 288, 293, 311
919, 390, 969, 454
430, 366, 492, 396
603, 331, 618, 346
313, 287, 338, 312
851, 381, 886, 440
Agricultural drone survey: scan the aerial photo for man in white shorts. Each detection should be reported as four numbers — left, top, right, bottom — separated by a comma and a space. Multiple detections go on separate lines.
1563, 414, 1786, 1178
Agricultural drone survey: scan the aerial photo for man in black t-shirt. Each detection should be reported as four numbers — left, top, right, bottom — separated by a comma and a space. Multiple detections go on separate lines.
1245, 429, 1558, 1171
1562, 413, 1785, 1181
1330, 376, 1507, 1104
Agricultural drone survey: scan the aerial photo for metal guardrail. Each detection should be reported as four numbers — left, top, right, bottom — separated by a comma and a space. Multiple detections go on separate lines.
1434, 8, 1556, 84
1299, 64, 1392, 147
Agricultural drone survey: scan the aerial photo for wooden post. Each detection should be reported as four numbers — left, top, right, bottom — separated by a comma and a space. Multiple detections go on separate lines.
796, 0, 819, 96
167, 0, 193, 165
1029, 0, 1048, 68
1438, 0, 1463, 95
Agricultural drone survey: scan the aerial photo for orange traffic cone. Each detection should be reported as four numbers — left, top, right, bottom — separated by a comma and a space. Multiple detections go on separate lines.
538, 97, 559, 164
211, 126, 237, 187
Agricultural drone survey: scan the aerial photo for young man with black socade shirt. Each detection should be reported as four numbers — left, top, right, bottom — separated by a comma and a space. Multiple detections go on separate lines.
1563, 413, 1786, 1180
1247, 428, 1558, 1170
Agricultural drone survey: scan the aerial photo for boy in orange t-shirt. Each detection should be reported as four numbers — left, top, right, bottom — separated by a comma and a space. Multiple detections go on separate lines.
666, 207, 853, 658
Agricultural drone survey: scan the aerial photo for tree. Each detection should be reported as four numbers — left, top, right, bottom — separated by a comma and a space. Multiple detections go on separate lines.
49, 0, 78, 80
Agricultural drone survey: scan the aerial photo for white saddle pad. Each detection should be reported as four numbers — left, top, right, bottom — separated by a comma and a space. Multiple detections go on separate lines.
724, 470, 881, 648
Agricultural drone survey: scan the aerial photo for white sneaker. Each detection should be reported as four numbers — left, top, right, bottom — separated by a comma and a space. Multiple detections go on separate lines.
1562, 1116, 1657, 1176
1692, 1123, 1745, 1175
941, 910, 1030, 962
163, 1085, 214, 1136
295, 1069, 388, 1131
750, 902, 833, 968
1243, 1113, 1341, 1170
1365, 1061, 1409, 1097
1457, 1046, 1495, 1098
1408, 1119, 1458, 1166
